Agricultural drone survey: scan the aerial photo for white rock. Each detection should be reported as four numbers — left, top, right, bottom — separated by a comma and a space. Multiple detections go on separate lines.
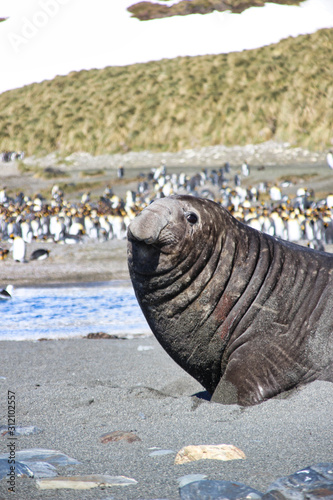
37, 474, 138, 490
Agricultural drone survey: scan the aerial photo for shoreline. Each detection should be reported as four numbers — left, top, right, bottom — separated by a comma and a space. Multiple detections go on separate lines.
0, 240, 130, 287
1, 238, 332, 288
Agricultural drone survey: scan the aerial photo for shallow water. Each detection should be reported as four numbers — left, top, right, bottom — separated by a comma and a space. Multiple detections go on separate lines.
0, 281, 151, 341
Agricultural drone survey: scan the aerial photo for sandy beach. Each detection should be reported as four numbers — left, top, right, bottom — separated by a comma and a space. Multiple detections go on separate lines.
0, 336, 332, 500
1, 143, 333, 498
0, 239, 130, 287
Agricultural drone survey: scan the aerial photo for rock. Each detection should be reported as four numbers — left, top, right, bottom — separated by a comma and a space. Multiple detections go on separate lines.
0, 448, 80, 466
178, 474, 207, 488
137, 345, 154, 351
21, 461, 57, 478
0, 425, 42, 436
179, 479, 263, 499
175, 444, 246, 464
263, 463, 333, 500
36, 474, 138, 490
0, 458, 34, 480
149, 449, 175, 457
100, 430, 141, 443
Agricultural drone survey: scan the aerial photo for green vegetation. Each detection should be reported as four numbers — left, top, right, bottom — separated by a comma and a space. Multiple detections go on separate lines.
80, 169, 106, 177
17, 161, 69, 179
57, 181, 104, 194
38, 167, 69, 179
277, 173, 318, 183
17, 161, 37, 175
127, 0, 305, 20
0, 28, 332, 156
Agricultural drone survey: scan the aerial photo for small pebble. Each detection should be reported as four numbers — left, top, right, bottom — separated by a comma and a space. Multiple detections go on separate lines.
37, 474, 138, 490
0, 448, 80, 466
175, 444, 246, 464
178, 474, 207, 488
264, 463, 333, 500
100, 430, 141, 443
0, 459, 34, 480
21, 461, 57, 479
180, 479, 263, 499
137, 345, 154, 351
0, 425, 42, 436
149, 449, 175, 457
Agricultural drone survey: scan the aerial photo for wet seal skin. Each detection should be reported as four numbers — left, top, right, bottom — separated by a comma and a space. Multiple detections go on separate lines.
127, 195, 333, 406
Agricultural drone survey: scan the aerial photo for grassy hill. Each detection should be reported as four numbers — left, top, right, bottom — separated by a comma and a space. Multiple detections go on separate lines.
127, 0, 305, 20
0, 28, 332, 157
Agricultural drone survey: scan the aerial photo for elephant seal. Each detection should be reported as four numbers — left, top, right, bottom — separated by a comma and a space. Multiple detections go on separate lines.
127, 195, 333, 406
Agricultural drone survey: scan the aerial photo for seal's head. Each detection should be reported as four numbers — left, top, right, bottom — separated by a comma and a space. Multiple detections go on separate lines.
127, 195, 228, 279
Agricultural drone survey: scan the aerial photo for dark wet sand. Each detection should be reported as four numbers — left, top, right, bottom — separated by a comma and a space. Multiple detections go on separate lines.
0, 337, 332, 499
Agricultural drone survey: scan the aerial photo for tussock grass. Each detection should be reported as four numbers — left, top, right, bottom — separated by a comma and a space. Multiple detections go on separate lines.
277, 173, 318, 183
17, 161, 37, 174
80, 169, 106, 177
57, 181, 104, 194
127, 0, 305, 20
0, 28, 332, 156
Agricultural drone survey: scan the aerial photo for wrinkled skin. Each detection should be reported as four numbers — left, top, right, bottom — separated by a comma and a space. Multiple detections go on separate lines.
127, 195, 333, 406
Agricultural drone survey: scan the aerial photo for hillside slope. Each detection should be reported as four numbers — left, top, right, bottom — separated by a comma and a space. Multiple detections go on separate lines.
127, 0, 305, 20
0, 28, 332, 156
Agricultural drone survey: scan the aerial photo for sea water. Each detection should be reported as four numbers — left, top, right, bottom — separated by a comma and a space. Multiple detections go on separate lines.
0, 281, 151, 341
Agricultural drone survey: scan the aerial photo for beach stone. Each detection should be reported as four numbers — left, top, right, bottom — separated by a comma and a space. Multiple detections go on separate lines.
178, 474, 207, 488
175, 444, 246, 464
0, 458, 34, 480
20, 460, 57, 478
179, 479, 263, 499
263, 464, 333, 500
36, 474, 138, 490
149, 449, 175, 457
137, 345, 154, 351
0, 448, 80, 466
0, 425, 42, 436
100, 430, 141, 443
310, 464, 333, 481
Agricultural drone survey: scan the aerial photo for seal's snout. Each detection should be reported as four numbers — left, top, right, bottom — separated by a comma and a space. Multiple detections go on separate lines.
128, 208, 170, 245
127, 226, 156, 245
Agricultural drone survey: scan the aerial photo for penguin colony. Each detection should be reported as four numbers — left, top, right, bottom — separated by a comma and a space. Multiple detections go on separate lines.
0, 162, 332, 262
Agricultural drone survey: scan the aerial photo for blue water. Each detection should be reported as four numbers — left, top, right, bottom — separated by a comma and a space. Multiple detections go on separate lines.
0, 281, 151, 341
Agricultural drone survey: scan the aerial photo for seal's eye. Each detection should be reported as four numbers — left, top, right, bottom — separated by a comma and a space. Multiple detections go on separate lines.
186, 212, 198, 224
